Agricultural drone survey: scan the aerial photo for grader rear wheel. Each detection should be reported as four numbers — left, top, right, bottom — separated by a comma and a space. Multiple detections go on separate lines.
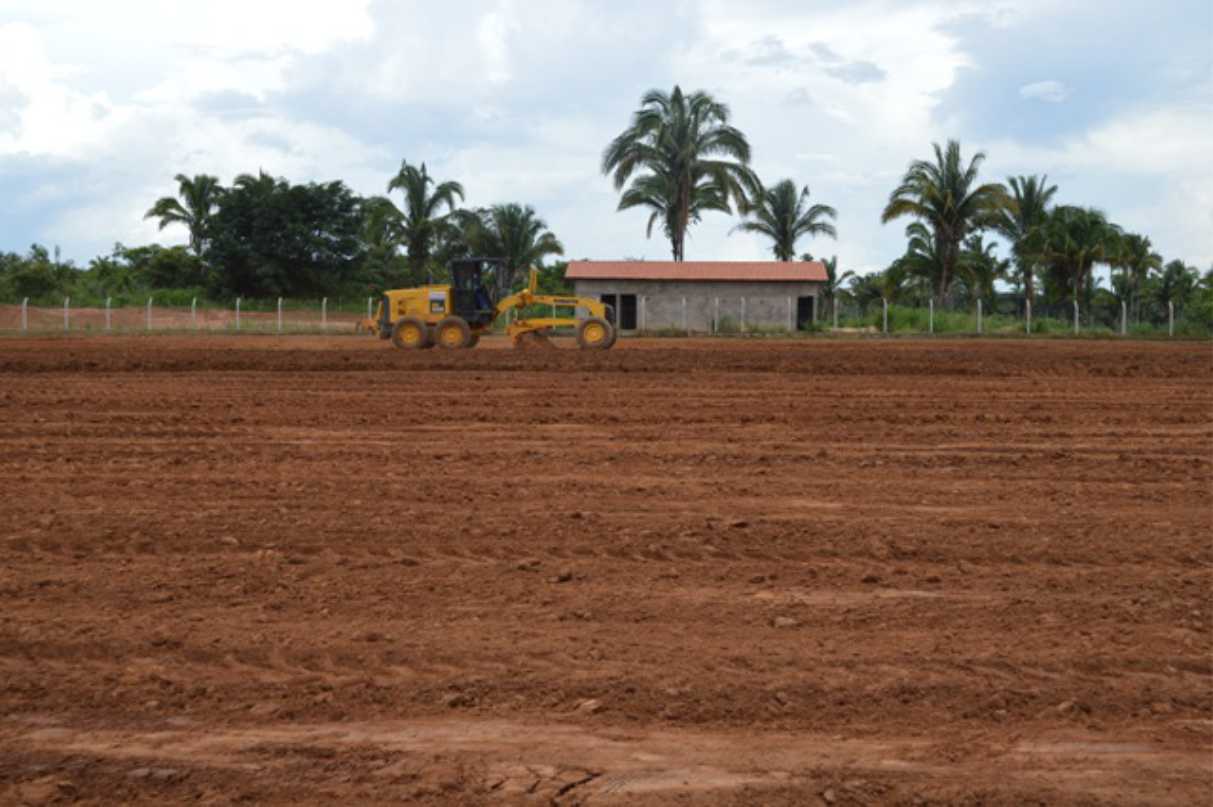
576, 317, 616, 350
435, 316, 473, 349
391, 316, 431, 349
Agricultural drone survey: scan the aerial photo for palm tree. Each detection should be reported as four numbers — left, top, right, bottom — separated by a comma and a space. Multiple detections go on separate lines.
959, 233, 1007, 307
602, 85, 759, 261
1119, 233, 1162, 322
808, 254, 853, 320
144, 173, 223, 257
990, 174, 1056, 304
881, 140, 1005, 304
1038, 206, 1120, 307
1152, 259, 1199, 314
385, 161, 465, 283
734, 179, 836, 260
467, 204, 564, 299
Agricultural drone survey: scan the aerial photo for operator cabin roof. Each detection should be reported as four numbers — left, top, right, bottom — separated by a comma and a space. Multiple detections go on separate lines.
566, 261, 828, 283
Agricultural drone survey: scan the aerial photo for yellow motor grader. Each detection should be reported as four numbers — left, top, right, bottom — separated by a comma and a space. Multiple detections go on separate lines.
358, 258, 616, 350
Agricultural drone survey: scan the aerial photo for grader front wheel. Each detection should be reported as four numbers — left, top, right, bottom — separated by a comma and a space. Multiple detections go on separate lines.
576, 317, 616, 350
391, 316, 431, 349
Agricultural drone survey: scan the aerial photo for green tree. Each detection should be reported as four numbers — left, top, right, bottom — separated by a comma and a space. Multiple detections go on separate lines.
602, 85, 759, 261
466, 203, 564, 298
734, 179, 836, 261
385, 161, 465, 283
1118, 233, 1162, 322
958, 233, 1007, 307
881, 140, 1005, 303
990, 174, 1056, 303
206, 172, 365, 297
1037, 206, 1120, 307
143, 173, 223, 261
1149, 259, 1199, 314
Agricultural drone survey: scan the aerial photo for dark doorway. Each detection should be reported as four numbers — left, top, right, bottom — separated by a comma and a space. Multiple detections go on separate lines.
599, 293, 618, 325
619, 294, 637, 330
796, 296, 816, 330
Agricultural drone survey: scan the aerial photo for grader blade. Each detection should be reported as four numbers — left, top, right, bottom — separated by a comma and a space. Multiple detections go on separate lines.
513, 329, 557, 350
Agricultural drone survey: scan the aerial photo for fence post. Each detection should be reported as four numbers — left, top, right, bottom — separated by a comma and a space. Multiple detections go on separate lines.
977, 299, 983, 335
20, 297, 28, 333
1168, 301, 1174, 337
882, 297, 888, 335
741, 297, 746, 333
277, 297, 283, 334
191, 297, 197, 330
928, 298, 934, 335
63, 297, 70, 333
787, 295, 793, 333
833, 298, 838, 330
551, 302, 557, 320
236, 298, 241, 331
640, 296, 646, 333
146, 296, 153, 331
714, 297, 719, 334
1026, 299, 1032, 334
1120, 301, 1127, 336
366, 297, 372, 322
682, 296, 688, 335
321, 297, 327, 329
1073, 300, 1079, 335
105, 297, 111, 332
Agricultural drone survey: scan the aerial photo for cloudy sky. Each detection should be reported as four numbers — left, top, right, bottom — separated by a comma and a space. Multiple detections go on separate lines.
1, 0, 1211, 272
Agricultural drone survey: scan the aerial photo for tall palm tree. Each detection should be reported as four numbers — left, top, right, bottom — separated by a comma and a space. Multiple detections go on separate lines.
385, 161, 465, 282
1038, 206, 1120, 306
1119, 233, 1162, 322
990, 174, 1056, 303
734, 179, 836, 261
959, 233, 1008, 307
144, 173, 223, 257
881, 140, 1005, 304
602, 85, 759, 261
1152, 259, 1198, 313
467, 204, 564, 299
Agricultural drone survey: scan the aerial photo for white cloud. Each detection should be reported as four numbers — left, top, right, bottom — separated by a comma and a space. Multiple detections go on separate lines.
1019, 80, 1068, 103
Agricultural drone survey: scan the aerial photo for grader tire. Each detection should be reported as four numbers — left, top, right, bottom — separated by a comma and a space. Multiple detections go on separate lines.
391, 316, 431, 349
576, 317, 615, 350
435, 316, 473, 349
467, 332, 481, 349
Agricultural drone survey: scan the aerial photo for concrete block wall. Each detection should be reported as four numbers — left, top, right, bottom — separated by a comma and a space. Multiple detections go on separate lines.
573, 279, 821, 332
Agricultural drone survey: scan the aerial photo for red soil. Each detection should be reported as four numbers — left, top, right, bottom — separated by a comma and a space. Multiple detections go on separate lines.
0, 336, 1210, 805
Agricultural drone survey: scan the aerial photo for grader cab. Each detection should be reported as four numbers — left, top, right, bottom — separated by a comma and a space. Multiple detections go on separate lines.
363, 258, 616, 350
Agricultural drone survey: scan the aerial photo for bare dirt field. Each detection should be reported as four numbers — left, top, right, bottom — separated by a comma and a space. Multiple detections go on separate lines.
1, 335, 1210, 805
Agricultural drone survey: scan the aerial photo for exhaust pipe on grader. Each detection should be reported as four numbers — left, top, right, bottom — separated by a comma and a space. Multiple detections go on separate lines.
359, 257, 616, 350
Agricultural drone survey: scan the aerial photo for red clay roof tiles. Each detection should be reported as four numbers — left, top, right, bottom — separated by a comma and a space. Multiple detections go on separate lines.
565, 260, 827, 282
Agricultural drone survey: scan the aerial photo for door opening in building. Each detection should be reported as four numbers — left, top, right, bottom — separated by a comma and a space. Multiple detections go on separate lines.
618, 294, 637, 330
796, 296, 816, 330
599, 294, 618, 325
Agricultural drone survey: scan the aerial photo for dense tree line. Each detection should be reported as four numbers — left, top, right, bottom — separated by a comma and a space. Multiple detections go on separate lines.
0, 163, 567, 304
2, 82, 1207, 331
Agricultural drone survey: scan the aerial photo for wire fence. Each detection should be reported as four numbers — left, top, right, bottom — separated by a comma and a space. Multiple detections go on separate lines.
0, 294, 1206, 338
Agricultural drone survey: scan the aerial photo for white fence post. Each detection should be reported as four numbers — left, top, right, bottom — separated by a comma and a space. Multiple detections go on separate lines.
63, 297, 70, 333
20, 297, 28, 333
1120, 301, 1127, 336
1168, 301, 1174, 337
787, 295, 793, 333
105, 297, 111, 332
1026, 299, 1032, 334
1073, 300, 1079, 335
928, 298, 934, 335
682, 296, 688, 335
146, 296, 153, 331
833, 298, 838, 330
640, 296, 646, 333
882, 297, 888, 335
236, 298, 241, 331
977, 299, 983, 335
714, 297, 719, 334
277, 297, 283, 333
741, 297, 746, 333
366, 297, 372, 322
321, 297, 327, 329
191, 297, 197, 330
